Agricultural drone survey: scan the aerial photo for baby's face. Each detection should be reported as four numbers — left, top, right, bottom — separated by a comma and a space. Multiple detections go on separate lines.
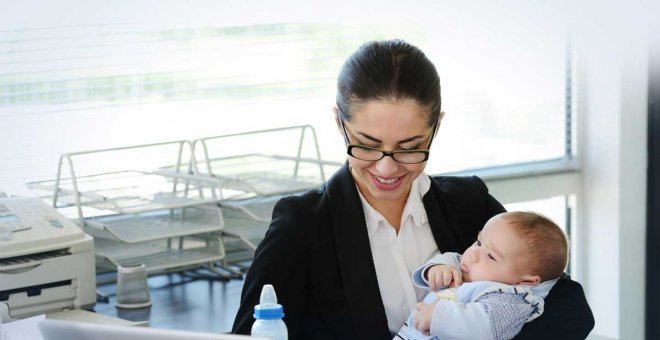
460, 215, 536, 285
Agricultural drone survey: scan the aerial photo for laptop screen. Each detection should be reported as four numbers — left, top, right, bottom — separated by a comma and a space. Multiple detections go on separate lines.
39, 319, 266, 340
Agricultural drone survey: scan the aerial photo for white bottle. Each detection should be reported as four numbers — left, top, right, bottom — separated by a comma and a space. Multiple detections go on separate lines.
251, 284, 288, 340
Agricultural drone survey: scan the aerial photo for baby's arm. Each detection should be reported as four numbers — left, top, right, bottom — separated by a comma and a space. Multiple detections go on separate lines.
413, 298, 492, 340
415, 292, 534, 340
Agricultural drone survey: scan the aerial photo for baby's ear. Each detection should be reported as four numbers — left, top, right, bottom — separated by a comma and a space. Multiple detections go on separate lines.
518, 274, 541, 286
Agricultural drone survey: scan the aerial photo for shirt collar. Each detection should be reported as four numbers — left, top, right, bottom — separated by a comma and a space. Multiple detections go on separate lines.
357, 172, 431, 235
405, 172, 431, 226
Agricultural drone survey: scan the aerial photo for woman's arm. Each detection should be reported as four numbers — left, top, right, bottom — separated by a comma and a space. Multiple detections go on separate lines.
231, 197, 309, 337
514, 276, 594, 339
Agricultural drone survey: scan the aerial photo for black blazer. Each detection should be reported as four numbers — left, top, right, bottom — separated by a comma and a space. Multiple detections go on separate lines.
232, 165, 594, 339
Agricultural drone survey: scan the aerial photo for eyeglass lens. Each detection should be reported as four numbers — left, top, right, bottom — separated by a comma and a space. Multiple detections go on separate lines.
349, 146, 427, 163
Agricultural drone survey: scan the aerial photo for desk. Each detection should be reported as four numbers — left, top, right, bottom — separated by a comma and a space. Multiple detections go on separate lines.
94, 273, 245, 333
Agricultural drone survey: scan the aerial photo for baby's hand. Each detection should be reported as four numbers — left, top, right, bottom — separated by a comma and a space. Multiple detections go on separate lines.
413, 300, 439, 336
426, 264, 463, 290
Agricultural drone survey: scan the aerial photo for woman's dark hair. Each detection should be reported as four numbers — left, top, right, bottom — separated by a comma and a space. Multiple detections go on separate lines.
336, 39, 441, 127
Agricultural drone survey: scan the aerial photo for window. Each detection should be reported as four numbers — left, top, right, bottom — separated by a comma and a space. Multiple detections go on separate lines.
1, 2, 572, 197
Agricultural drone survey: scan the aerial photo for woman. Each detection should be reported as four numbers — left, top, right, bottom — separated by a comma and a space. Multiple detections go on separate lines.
232, 39, 594, 339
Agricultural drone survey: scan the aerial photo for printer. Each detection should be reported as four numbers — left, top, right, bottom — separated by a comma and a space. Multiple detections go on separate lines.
0, 196, 96, 322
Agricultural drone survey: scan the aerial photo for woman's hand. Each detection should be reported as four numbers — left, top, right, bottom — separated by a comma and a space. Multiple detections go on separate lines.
426, 264, 463, 290
413, 300, 439, 336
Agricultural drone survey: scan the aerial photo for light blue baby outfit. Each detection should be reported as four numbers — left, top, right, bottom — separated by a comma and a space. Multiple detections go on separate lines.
394, 253, 557, 340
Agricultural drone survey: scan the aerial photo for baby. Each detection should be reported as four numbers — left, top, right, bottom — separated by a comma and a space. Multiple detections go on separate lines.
395, 211, 568, 340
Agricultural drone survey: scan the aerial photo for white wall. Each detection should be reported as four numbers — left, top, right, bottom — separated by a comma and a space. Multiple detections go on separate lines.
577, 2, 651, 338
478, 2, 656, 339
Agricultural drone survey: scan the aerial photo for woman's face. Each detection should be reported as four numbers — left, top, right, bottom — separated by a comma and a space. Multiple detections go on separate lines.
339, 98, 438, 207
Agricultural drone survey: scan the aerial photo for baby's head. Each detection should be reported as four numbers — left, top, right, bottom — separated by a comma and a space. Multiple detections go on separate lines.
460, 211, 568, 286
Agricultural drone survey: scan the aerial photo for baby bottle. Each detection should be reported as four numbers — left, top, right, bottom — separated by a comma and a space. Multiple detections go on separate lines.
251, 284, 288, 340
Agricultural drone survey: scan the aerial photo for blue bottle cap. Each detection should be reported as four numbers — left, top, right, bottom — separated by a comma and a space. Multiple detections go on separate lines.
253, 304, 284, 319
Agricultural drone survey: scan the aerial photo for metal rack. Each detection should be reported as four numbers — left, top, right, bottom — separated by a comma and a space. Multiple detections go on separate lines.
191, 125, 342, 265
26, 126, 342, 276
193, 125, 341, 199
219, 195, 280, 251
27, 140, 228, 278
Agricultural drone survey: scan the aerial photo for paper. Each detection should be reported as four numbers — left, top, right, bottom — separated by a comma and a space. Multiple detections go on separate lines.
0, 314, 45, 340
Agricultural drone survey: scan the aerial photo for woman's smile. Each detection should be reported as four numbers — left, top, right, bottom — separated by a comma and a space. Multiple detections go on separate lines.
370, 173, 405, 190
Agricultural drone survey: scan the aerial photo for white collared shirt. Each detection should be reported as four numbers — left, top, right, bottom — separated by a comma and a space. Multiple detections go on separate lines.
357, 173, 440, 333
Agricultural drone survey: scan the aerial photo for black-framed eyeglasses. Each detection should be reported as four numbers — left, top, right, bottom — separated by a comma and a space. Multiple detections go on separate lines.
340, 119, 437, 164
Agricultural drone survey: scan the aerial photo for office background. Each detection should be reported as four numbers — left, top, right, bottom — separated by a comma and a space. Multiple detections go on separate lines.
1, 1, 658, 339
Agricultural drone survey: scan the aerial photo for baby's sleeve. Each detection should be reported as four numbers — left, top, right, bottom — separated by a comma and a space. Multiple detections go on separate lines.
428, 291, 533, 340
429, 299, 493, 340
475, 292, 534, 340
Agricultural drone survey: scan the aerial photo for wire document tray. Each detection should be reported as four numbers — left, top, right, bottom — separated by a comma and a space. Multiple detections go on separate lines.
26, 140, 227, 279
201, 154, 332, 197
85, 205, 223, 243
221, 195, 281, 223
218, 196, 280, 252
30, 170, 220, 215
25, 126, 342, 278
193, 125, 341, 199
189, 126, 341, 269
94, 238, 224, 274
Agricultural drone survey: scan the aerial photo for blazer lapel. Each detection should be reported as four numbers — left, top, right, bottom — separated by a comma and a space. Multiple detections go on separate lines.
326, 164, 391, 339
423, 178, 467, 253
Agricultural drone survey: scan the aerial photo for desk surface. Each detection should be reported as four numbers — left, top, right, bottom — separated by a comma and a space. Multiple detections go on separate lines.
94, 273, 245, 334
